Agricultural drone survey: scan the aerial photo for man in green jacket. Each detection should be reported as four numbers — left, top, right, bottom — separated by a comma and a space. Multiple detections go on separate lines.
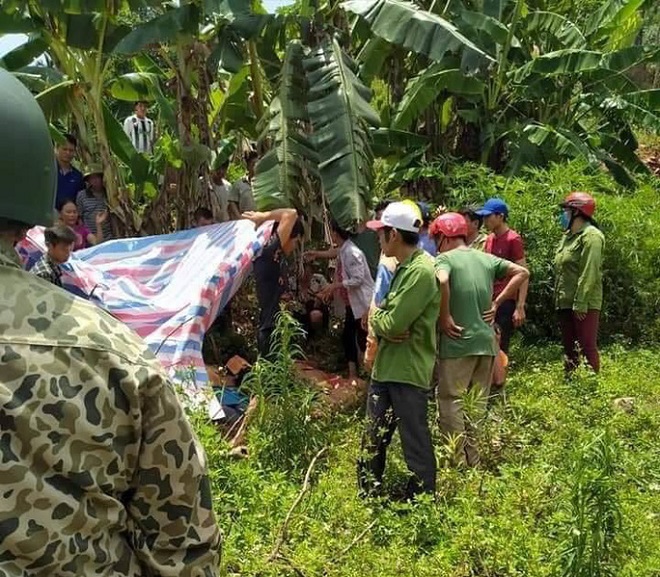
431, 212, 529, 467
358, 201, 440, 499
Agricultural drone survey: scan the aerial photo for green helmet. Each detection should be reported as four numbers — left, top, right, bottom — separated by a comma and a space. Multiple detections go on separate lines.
0, 68, 56, 226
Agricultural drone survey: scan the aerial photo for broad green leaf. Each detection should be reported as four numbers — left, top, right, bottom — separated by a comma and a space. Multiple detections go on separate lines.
209, 28, 245, 74
0, 12, 38, 33
342, 0, 494, 64
512, 49, 602, 82
600, 133, 650, 175
305, 38, 380, 229
110, 72, 163, 101
601, 91, 660, 133
64, 14, 98, 50
522, 122, 597, 163
357, 37, 392, 84
523, 11, 586, 50
112, 4, 200, 54
394, 64, 485, 130
586, 0, 649, 42
0, 35, 47, 70
370, 127, 428, 157
440, 96, 454, 133
253, 41, 318, 211
35, 80, 77, 121
218, 65, 258, 136
459, 9, 519, 48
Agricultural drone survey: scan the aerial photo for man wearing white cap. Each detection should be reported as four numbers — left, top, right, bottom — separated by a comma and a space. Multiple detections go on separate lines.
357, 201, 440, 500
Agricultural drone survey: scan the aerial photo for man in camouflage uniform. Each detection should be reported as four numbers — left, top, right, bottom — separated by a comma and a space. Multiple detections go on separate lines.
0, 69, 221, 576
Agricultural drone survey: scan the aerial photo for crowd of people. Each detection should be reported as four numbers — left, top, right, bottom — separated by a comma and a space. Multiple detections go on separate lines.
0, 69, 606, 575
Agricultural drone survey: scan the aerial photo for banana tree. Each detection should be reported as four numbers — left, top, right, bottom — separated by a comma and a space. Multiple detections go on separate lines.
0, 0, 170, 234
113, 0, 272, 229
251, 0, 488, 229
345, 0, 660, 186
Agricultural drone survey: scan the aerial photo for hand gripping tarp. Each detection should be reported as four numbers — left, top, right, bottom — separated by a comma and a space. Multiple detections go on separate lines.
17, 221, 271, 398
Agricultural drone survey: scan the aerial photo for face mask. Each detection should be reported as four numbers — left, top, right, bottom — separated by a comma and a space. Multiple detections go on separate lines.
559, 210, 571, 230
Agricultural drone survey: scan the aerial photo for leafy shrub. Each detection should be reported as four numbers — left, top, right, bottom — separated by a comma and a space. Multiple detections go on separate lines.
243, 311, 327, 476
436, 161, 660, 344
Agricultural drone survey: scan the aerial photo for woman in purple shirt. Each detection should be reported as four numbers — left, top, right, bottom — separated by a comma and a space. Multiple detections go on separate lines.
59, 200, 107, 250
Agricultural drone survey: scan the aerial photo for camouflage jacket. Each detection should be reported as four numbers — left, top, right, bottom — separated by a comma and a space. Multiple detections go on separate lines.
0, 240, 221, 577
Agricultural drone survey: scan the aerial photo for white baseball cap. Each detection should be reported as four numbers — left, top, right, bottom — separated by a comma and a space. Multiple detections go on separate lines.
366, 201, 422, 233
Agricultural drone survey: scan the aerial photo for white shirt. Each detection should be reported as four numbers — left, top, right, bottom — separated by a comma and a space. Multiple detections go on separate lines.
334, 239, 375, 319
123, 114, 155, 154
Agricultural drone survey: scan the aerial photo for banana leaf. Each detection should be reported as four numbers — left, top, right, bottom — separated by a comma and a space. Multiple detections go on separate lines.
305, 38, 380, 229
342, 0, 494, 64
394, 64, 485, 130
253, 41, 318, 211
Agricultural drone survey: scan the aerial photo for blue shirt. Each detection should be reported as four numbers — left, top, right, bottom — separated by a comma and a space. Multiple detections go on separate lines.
418, 232, 437, 256
374, 263, 394, 306
56, 166, 84, 209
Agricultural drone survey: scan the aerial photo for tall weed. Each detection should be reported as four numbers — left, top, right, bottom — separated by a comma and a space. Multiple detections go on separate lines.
243, 311, 326, 477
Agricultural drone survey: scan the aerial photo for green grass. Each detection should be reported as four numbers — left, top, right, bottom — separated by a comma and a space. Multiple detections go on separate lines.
191, 344, 660, 577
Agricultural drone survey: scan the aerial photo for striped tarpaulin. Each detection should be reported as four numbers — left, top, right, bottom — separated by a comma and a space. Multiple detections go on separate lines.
17, 221, 271, 396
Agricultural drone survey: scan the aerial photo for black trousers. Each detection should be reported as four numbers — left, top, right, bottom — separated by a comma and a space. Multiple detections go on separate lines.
358, 381, 436, 498
342, 306, 367, 364
495, 299, 517, 355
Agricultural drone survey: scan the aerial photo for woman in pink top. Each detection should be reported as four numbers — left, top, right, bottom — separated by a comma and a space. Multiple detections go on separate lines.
59, 200, 107, 251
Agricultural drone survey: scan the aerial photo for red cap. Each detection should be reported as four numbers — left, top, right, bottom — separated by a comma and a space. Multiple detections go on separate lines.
429, 212, 468, 238
562, 191, 596, 218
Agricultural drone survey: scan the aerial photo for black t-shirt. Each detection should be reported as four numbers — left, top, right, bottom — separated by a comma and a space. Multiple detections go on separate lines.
253, 233, 287, 329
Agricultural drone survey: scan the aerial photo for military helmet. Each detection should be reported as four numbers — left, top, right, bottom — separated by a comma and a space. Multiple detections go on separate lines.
0, 68, 56, 226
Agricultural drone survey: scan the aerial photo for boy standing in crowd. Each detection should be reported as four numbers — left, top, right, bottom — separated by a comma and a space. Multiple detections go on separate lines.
477, 198, 529, 354
358, 202, 440, 500
123, 101, 155, 154
31, 224, 77, 287
431, 212, 529, 467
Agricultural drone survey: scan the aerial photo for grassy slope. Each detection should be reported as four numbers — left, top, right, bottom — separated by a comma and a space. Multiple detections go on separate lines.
191, 344, 660, 577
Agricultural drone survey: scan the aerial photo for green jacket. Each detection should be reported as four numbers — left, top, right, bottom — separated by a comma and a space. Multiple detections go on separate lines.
554, 223, 605, 312
370, 249, 440, 389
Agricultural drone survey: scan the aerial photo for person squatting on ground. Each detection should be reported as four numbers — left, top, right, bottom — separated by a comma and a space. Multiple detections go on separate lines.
0, 68, 221, 577
554, 192, 604, 374
30, 224, 77, 287
358, 202, 440, 499
478, 198, 529, 354
243, 208, 305, 358
431, 212, 529, 467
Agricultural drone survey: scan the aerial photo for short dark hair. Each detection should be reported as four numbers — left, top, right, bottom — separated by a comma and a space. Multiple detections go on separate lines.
194, 207, 213, 222
61, 133, 77, 147
459, 205, 483, 226
383, 226, 419, 246
44, 224, 76, 246
330, 220, 351, 241
135, 100, 148, 107
374, 199, 392, 214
